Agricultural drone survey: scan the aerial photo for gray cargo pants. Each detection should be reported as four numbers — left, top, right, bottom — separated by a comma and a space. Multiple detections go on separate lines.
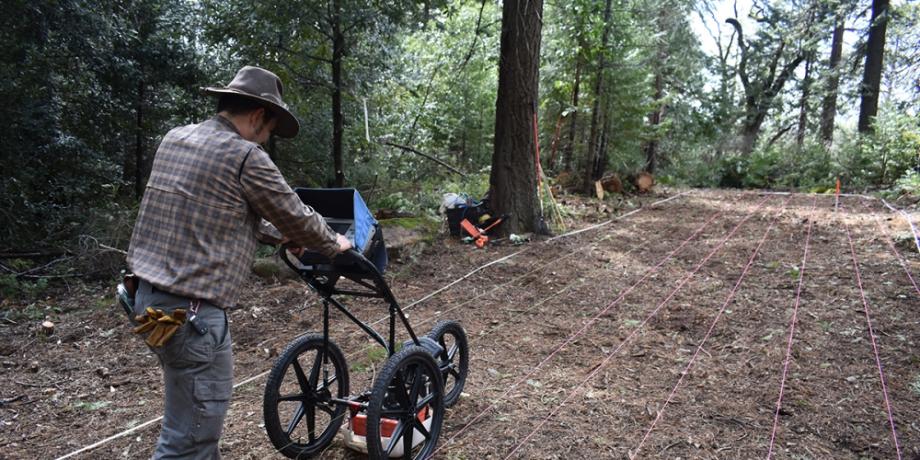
135, 280, 233, 460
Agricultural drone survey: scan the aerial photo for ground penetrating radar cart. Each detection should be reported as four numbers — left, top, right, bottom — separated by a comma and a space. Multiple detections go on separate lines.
263, 188, 469, 459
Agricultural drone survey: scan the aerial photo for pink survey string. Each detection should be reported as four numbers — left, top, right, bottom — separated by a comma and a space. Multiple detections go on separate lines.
501, 195, 777, 459
629, 194, 793, 460
765, 195, 818, 459
880, 198, 920, 254
844, 207, 903, 459
434, 194, 768, 457
864, 203, 920, 297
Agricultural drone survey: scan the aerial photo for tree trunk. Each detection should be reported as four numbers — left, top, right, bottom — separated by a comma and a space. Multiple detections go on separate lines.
643, 5, 668, 174
796, 57, 813, 147
595, 108, 610, 179
583, 0, 613, 192
563, 52, 581, 172
819, 16, 844, 144
135, 79, 145, 199
739, 111, 765, 155
546, 112, 563, 171
858, 0, 889, 134
726, 18, 806, 155
331, 0, 345, 187
490, 0, 545, 236
644, 70, 664, 173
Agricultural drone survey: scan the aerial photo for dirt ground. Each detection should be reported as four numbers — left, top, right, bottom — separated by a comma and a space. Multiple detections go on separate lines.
1, 189, 919, 459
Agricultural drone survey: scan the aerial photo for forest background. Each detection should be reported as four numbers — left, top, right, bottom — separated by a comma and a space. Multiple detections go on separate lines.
1, 0, 918, 290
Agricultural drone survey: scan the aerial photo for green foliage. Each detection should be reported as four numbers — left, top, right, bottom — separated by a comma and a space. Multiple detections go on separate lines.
6, 260, 33, 272
369, 172, 490, 217
838, 111, 920, 188
892, 170, 920, 196
72, 400, 112, 411
254, 244, 278, 259
713, 143, 836, 190
673, 109, 919, 191
375, 192, 417, 214
380, 217, 439, 232
2, 0, 917, 284
352, 345, 390, 372
0, 276, 49, 303
0, 0, 209, 252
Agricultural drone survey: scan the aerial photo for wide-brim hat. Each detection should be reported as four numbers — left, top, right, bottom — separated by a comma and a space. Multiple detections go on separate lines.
202, 66, 300, 138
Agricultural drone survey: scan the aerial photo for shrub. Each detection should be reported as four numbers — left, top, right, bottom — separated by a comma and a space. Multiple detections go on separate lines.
0, 275, 49, 302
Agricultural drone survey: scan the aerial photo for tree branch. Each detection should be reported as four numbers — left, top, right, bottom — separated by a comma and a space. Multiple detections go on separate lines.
380, 141, 466, 177
725, 18, 750, 92
768, 52, 805, 98
767, 122, 796, 148
308, 19, 334, 41
275, 60, 333, 90
764, 40, 785, 90
274, 38, 333, 64
341, 10, 381, 35
455, 0, 488, 73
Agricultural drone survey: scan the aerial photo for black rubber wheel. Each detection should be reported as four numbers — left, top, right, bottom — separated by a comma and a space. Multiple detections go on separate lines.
366, 346, 444, 460
427, 320, 469, 407
263, 334, 349, 458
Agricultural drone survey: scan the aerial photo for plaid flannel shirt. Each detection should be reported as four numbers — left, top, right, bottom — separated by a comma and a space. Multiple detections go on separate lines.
127, 116, 339, 308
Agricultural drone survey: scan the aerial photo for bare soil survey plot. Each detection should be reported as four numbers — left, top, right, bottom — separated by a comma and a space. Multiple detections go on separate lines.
2, 189, 918, 459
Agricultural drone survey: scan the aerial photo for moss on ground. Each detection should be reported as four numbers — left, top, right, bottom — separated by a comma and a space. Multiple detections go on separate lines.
379, 216, 440, 232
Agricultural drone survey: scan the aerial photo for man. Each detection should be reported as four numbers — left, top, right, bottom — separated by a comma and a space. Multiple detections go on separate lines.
127, 65, 351, 459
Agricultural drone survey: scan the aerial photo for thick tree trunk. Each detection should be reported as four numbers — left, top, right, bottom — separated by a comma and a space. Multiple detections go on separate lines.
858, 0, 889, 133
331, 0, 345, 187
739, 110, 766, 155
820, 17, 844, 144
563, 53, 581, 172
490, 0, 546, 236
583, 0, 613, 192
796, 57, 813, 147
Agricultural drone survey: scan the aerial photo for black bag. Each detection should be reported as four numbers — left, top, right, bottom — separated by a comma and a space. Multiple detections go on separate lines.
446, 204, 492, 237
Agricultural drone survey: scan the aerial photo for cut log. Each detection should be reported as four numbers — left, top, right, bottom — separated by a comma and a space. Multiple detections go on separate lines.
594, 181, 605, 200
40, 321, 54, 336
635, 172, 654, 193
600, 174, 623, 193
554, 171, 576, 189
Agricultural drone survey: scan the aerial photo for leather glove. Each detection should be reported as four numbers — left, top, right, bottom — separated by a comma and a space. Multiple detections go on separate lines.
133, 307, 187, 348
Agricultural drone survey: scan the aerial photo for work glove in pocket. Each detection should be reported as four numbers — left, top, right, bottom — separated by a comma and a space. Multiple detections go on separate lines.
133, 307, 187, 348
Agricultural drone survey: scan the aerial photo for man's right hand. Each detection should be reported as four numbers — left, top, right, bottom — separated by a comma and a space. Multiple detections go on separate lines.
335, 233, 353, 253
286, 233, 351, 256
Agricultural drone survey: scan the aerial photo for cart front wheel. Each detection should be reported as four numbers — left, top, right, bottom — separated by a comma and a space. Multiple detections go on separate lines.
427, 320, 469, 407
263, 334, 349, 458
366, 346, 444, 459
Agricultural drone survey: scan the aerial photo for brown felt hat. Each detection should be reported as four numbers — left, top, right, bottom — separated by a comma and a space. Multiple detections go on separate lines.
202, 66, 300, 138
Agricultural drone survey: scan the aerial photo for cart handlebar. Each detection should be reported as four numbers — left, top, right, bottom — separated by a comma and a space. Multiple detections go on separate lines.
278, 245, 382, 278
